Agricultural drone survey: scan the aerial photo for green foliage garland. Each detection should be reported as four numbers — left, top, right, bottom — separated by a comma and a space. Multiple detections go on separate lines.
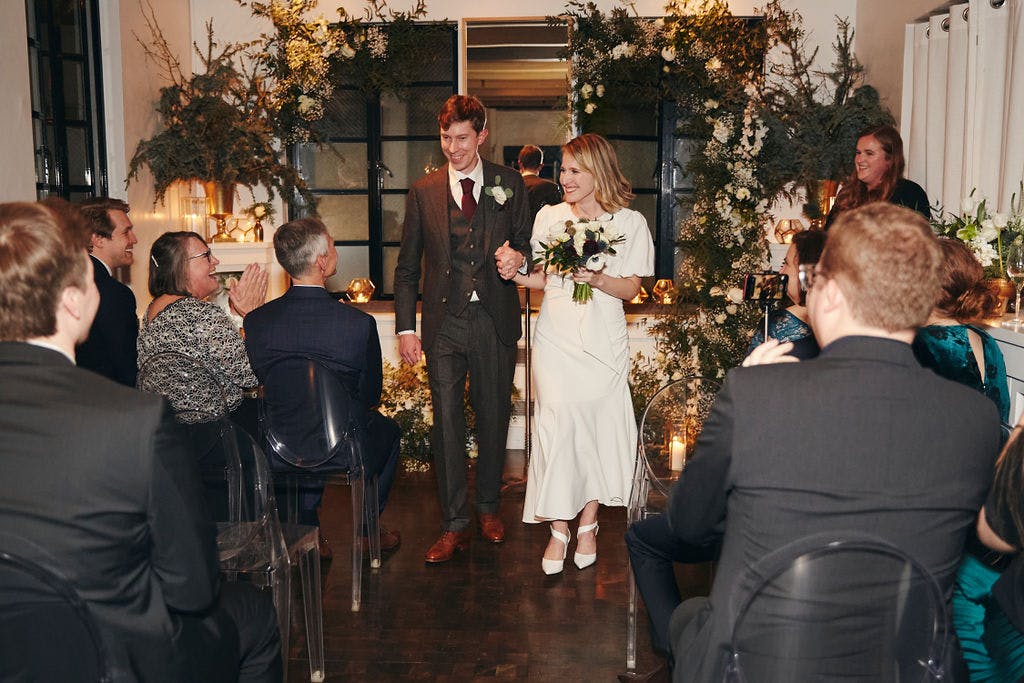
562, 0, 893, 390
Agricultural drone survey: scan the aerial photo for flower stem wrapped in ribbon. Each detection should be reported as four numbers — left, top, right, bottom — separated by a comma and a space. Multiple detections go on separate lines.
535, 218, 625, 303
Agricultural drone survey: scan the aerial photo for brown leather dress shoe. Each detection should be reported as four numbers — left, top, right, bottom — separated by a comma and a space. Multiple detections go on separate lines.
478, 513, 505, 543
362, 526, 401, 554
424, 530, 471, 563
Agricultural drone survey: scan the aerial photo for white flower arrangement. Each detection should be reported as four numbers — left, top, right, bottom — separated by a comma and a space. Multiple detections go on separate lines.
931, 186, 1024, 276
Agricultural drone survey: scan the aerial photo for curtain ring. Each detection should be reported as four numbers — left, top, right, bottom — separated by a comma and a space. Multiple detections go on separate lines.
941, 16, 950, 31
963, 7, 970, 20
926, 25, 931, 38
991, 0, 1005, 8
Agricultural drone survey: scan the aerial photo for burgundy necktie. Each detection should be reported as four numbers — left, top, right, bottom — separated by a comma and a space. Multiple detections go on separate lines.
459, 177, 477, 222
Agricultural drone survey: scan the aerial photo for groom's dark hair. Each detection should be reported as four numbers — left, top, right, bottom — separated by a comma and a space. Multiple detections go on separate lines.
438, 95, 486, 133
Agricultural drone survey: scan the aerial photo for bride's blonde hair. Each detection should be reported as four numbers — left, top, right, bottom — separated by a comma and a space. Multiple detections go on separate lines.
562, 134, 634, 213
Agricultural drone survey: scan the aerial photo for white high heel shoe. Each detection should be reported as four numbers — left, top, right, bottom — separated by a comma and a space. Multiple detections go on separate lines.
542, 526, 570, 575
574, 522, 599, 570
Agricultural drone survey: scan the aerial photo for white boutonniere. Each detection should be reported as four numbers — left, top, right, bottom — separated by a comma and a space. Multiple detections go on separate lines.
483, 175, 514, 207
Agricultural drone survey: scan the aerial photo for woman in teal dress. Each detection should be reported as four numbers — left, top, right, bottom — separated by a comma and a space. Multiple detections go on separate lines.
746, 230, 826, 361
912, 238, 1019, 681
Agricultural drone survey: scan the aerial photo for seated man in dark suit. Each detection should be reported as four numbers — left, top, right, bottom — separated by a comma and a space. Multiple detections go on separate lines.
518, 144, 562, 221
0, 200, 280, 682
75, 196, 138, 386
664, 203, 1000, 682
244, 217, 401, 553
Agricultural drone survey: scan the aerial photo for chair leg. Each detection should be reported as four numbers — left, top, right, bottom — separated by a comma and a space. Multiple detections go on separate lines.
270, 560, 292, 683
350, 476, 364, 612
627, 555, 638, 671
365, 475, 381, 570
297, 543, 325, 683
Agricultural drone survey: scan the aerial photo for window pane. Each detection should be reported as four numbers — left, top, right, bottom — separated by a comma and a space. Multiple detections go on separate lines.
65, 125, 89, 185
316, 194, 369, 241
381, 246, 406, 296
325, 246, 370, 294
38, 59, 53, 117
381, 140, 445, 190
382, 194, 406, 242
296, 142, 367, 190
28, 49, 41, 112
381, 87, 452, 136
56, 1, 83, 54
631, 193, 658, 243
313, 87, 368, 139
609, 139, 659, 191
672, 137, 698, 190
62, 60, 85, 120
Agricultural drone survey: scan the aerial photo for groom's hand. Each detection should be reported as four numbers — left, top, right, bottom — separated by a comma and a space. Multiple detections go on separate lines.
399, 334, 423, 365
494, 240, 524, 280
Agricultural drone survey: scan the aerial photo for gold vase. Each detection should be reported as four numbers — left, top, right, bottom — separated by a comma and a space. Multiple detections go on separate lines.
201, 180, 235, 242
806, 179, 839, 230
987, 278, 1015, 316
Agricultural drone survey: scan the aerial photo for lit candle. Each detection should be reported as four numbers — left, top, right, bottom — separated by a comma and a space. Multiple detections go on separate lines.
669, 435, 686, 471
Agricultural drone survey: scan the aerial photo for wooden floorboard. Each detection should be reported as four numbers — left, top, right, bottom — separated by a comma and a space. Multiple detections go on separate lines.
282, 459, 712, 682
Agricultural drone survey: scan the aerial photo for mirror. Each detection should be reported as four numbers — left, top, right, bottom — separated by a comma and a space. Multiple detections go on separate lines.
465, 18, 570, 179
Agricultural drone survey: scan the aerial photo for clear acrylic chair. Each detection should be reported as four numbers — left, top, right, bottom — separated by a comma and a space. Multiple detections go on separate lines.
216, 421, 326, 683
625, 376, 719, 672
260, 356, 382, 587
724, 532, 948, 682
136, 350, 229, 424
0, 543, 111, 682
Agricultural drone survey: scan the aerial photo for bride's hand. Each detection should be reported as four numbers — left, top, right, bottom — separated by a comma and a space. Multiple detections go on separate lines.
571, 268, 605, 289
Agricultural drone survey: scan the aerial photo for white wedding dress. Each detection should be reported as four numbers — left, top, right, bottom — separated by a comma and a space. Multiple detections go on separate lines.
522, 203, 656, 523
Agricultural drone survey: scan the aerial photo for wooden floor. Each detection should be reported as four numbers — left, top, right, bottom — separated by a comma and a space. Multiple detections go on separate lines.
280, 457, 713, 682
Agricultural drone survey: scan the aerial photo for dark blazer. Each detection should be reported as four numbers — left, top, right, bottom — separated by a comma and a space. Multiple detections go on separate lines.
393, 159, 532, 351
244, 285, 382, 412
522, 173, 562, 221
0, 342, 218, 682
76, 255, 138, 386
668, 336, 1000, 682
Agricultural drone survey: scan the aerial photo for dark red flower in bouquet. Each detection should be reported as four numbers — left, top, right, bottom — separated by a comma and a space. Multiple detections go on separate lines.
582, 239, 600, 257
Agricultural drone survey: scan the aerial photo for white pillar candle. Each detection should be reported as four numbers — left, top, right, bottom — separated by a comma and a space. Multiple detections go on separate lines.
670, 435, 686, 471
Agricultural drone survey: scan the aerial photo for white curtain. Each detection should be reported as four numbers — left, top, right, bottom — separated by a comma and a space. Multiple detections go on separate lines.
904, 0, 1024, 215
1000, 0, 1024, 207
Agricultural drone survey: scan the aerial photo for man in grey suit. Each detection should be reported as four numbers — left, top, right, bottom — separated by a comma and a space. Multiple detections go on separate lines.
394, 94, 532, 563
668, 203, 1000, 682
0, 200, 280, 681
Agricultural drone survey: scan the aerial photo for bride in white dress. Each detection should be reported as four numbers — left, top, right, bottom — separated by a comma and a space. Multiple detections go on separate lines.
511, 133, 655, 575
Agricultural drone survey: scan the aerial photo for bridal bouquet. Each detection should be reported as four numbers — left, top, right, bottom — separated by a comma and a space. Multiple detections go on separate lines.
535, 218, 625, 303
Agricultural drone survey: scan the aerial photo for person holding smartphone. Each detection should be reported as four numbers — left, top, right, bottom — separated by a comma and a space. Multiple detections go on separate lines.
745, 229, 826, 360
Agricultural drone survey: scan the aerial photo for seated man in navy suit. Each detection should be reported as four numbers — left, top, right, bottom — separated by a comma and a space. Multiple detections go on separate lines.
75, 196, 138, 386
244, 217, 401, 554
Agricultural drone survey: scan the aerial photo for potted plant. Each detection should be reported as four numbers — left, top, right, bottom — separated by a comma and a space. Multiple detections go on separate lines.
127, 8, 331, 212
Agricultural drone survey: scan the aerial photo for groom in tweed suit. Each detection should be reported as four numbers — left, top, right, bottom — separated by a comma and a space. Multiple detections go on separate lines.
394, 95, 532, 563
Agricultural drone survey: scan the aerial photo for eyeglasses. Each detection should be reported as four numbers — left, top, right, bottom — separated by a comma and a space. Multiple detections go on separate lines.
187, 249, 212, 262
797, 264, 819, 294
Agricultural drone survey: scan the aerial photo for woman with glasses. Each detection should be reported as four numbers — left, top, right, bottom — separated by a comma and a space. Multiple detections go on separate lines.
745, 229, 826, 361
137, 231, 266, 448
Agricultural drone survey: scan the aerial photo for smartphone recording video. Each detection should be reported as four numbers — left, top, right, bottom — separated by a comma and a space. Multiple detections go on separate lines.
742, 273, 788, 302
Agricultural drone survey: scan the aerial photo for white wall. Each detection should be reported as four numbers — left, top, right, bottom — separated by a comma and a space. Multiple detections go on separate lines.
120, 0, 193, 303
0, 1, 38, 202
855, 0, 948, 125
